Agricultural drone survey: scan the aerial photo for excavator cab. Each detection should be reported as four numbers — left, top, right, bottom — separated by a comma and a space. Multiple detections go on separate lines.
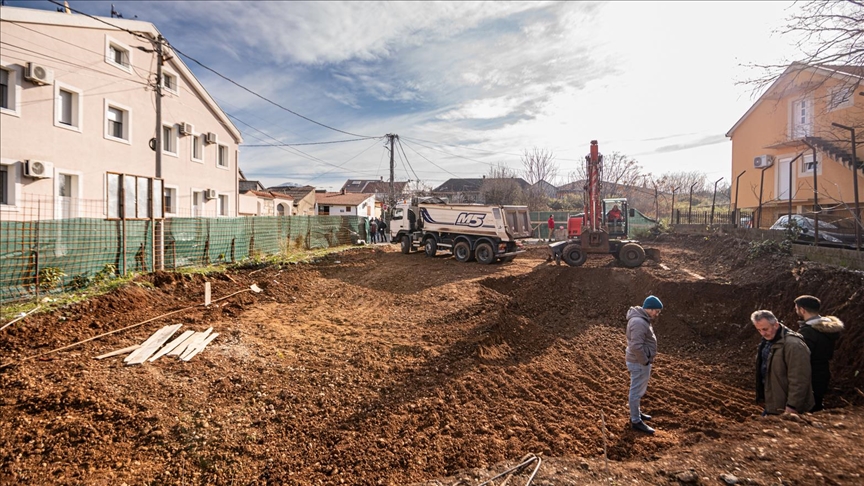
603, 198, 629, 238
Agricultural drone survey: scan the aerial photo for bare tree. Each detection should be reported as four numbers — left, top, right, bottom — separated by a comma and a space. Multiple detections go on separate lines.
521, 147, 558, 210
568, 151, 643, 207
749, 1, 863, 98
480, 164, 525, 205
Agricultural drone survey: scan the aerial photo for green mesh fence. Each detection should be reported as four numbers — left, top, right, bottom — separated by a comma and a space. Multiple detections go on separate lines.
0, 215, 365, 303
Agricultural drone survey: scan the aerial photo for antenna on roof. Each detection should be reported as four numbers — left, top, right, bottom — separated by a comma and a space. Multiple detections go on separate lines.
110, 4, 123, 18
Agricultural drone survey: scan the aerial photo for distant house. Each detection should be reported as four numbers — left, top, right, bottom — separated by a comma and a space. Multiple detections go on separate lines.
341, 178, 409, 196
432, 177, 530, 203
726, 62, 864, 227
268, 185, 317, 216
531, 180, 558, 198
314, 190, 376, 217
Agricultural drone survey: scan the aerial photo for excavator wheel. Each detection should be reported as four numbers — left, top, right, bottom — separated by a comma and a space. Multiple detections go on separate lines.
453, 241, 474, 262
474, 242, 496, 264
562, 243, 587, 267
619, 242, 646, 268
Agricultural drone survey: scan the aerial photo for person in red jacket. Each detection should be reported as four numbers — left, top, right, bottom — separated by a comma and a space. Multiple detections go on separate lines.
547, 215, 555, 242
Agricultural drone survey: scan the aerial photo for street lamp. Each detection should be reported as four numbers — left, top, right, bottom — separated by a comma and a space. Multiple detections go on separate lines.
831, 122, 861, 251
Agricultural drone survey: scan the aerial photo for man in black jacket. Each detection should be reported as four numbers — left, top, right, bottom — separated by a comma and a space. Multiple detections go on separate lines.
794, 295, 845, 412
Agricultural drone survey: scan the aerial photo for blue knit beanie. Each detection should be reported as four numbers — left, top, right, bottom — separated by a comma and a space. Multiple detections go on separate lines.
643, 295, 663, 310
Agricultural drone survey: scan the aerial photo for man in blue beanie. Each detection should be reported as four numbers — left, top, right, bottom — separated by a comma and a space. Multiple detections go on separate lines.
626, 295, 662, 434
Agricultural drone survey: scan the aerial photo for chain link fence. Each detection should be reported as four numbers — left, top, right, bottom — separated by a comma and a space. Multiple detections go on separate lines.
0, 195, 366, 303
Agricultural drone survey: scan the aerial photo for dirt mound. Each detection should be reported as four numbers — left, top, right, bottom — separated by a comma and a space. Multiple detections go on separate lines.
1, 237, 863, 485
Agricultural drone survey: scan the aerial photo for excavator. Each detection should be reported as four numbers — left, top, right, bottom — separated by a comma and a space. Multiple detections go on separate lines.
549, 140, 648, 268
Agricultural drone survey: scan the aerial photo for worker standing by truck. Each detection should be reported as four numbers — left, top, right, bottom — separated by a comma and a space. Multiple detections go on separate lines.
626, 295, 662, 435
547, 215, 555, 242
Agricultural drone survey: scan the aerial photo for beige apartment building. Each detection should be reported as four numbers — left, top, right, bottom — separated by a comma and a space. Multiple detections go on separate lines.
0, 6, 243, 221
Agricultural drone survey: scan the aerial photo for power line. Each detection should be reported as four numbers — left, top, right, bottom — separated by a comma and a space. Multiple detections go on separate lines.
166, 44, 375, 139
243, 137, 380, 147
398, 139, 471, 177
396, 138, 420, 182
44, 0, 375, 139
302, 139, 386, 184
402, 135, 524, 159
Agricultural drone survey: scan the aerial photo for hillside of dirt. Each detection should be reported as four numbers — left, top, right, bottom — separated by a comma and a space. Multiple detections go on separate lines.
1, 233, 863, 485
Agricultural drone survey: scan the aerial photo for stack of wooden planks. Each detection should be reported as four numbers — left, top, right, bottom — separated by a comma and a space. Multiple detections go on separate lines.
94, 325, 219, 364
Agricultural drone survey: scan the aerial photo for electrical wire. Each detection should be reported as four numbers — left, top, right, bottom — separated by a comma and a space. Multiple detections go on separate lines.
44, 0, 374, 139
302, 139, 387, 184
243, 137, 380, 147
402, 135, 524, 159
396, 138, 420, 182
398, 139, 462, 177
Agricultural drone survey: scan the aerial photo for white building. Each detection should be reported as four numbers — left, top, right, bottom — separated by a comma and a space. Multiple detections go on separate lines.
0, 6, 243, 221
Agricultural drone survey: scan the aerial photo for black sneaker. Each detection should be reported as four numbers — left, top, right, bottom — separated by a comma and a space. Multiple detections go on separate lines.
631, 421, 655, 434
640, 412, 652, 421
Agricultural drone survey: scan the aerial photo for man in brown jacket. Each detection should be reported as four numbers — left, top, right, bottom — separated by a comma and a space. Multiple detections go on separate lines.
751, 310, 815, 415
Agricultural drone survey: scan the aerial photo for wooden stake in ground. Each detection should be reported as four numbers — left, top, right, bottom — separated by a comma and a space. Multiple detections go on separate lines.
600, 410, 609, 474
204, 282, 211, 306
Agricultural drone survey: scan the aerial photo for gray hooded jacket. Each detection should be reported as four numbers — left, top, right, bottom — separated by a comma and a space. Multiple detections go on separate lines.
626, 306, 657, 365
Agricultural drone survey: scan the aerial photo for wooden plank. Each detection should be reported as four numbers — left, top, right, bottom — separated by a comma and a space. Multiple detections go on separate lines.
94, 344, 140, 360
148, 330, 195, 362
178, 327, 213, 360
124, 324, 182, 365
166, 331, 200, 357
181, 333, 219, 362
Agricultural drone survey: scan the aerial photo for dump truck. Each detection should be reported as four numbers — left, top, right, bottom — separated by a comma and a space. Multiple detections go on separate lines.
389, 198, 532, 263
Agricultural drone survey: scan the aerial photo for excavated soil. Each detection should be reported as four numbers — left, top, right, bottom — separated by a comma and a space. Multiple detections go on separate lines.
1, 233, 863, 485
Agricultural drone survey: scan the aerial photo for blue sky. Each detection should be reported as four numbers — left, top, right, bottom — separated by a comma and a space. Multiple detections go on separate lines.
8, 1, 805, 190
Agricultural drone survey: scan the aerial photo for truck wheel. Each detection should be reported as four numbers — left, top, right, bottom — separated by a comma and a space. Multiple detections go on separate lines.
562, 243, 587, 267
424, 238, 437, 257
619, 243, 646, 268
401, 235, 411, 254
474, 242, 495, 264
454, 241, 474, 262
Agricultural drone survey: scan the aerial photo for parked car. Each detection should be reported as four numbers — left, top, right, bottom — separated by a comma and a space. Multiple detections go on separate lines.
769, 215, 859, 248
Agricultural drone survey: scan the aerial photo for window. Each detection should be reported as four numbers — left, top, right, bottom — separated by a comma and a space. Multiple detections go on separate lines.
828, 85, 854, 111
104, 100, 131, 143
192, 190, 204, 216
0, 68, 9, 110
0, 165, 7, 205
54, 82, 82, 131
162, 124, 178, 156
801, 154, 822, 175
218, 194, 228, 216
164, 186, 177, 214
162, 72, 178, 94
105, 36, 132, 72
191, 134, 203, 162
106, 173, 164, 219
217, 144, 228, 168
55, 171, 82, 220
0, 63, 21, 116
345, 206, 351, 212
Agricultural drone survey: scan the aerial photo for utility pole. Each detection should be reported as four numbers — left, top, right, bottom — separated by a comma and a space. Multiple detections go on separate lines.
153, 35, 164, 270
387, 134, 397, 221
155, 35, 163, 179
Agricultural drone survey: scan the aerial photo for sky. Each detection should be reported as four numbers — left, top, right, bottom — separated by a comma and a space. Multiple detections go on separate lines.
8, 1, 808, 191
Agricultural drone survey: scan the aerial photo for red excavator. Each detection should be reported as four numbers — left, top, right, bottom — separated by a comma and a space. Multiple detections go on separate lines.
549, 140, 648, 267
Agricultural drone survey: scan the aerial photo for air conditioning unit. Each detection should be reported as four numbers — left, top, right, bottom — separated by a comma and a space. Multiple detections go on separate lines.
205, 132, 218, 144
25, 62, 54, 85
25, 160, 54, 178
204, 189, 217, 200
180, 123, 194, 136
754, 155, 774, 169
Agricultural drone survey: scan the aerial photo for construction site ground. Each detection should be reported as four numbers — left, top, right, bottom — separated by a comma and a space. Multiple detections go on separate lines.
1, 233, 863, 485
